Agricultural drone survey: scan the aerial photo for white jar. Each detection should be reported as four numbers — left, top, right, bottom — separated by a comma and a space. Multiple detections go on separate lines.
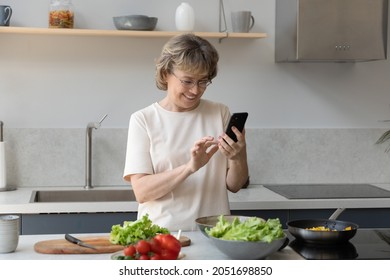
175, 2, 194, 31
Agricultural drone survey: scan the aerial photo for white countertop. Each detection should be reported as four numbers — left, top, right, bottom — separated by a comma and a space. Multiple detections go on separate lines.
1, 184, 390, 214
0, 231, 303, 260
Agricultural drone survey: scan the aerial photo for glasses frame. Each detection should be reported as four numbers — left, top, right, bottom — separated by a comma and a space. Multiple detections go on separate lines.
171, 72, 212, 90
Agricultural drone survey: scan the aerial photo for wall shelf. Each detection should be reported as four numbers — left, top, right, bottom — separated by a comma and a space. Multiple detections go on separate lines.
0, 27, 267, 39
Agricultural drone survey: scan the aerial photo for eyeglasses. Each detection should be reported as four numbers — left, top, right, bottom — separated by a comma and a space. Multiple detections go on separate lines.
171, 72, 212, 89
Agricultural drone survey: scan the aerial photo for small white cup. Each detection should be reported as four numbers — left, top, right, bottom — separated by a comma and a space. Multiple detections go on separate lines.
231, 11, 255, 33
0, 215, 20, 253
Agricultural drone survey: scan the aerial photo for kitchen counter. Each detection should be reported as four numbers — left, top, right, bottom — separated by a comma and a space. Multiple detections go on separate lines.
1, 184, 390, 215
0, 230, 303, 260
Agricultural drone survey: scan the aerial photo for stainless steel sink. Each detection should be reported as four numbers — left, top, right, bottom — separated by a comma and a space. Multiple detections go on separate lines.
30, 189, 136, 203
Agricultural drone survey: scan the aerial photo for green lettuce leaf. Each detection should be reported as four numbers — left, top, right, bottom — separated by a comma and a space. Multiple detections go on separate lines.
109, 214, 169, 245
206, 215, 284, 243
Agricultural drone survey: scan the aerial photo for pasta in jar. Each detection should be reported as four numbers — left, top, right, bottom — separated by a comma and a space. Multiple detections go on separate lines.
49, 10, 74, 28
49, 0, 74, 28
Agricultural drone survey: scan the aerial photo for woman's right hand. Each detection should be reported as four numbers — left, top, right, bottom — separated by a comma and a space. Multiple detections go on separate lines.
130, 136, 219, 203
187, 136, 219, 173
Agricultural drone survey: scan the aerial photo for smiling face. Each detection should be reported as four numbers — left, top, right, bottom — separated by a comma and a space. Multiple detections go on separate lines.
155, 34, 219, 111
159, 69, 210, 112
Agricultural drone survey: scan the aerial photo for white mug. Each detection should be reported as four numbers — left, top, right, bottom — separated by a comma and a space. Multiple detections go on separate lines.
231, 11, 255, 33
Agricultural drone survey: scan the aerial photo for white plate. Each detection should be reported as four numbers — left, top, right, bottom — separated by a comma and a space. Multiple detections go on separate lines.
111, 251, 185, 260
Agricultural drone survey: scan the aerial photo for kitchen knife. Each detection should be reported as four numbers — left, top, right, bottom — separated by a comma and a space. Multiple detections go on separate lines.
65, 234, 97, 250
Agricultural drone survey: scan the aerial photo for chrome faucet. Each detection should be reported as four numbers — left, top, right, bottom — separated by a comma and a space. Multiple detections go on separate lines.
85, 114, 108, 189
0, 121, 3, 142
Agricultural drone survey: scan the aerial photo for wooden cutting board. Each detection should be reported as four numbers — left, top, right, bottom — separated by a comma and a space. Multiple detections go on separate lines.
34, 235, 191, 254
34, 236, 124, 254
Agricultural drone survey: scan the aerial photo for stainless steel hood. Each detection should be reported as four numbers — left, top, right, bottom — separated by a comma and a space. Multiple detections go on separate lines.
275, 0, 389, 62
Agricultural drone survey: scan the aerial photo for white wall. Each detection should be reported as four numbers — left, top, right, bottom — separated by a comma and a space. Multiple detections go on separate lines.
1, 0, 390, 129
2, 1, 390, 186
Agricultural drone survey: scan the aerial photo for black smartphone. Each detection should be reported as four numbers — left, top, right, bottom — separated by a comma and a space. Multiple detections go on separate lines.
225, 112, 248, 142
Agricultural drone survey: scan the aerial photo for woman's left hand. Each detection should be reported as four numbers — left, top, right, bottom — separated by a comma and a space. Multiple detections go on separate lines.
218, 127, 246, 160
219, 127, 249, 192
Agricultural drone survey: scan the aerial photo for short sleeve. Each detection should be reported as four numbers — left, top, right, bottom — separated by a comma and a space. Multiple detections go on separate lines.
123, 112, 154, 181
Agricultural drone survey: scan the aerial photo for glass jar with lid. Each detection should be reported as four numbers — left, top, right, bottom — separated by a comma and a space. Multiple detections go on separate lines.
49, 0, 74, 28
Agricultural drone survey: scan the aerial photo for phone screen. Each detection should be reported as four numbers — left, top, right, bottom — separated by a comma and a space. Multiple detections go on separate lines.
225, 112, 248, 142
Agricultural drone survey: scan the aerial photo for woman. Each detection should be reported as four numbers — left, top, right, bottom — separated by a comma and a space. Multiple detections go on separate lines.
123, 33, 249, 231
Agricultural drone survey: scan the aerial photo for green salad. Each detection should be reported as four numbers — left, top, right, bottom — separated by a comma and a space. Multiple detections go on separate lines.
206, 215, 285, 243
110, 214, 169, 246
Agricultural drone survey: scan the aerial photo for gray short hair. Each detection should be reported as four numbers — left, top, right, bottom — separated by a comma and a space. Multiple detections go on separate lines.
155, 33, 219, 91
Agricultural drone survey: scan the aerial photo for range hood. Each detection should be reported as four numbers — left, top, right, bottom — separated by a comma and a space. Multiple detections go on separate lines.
275, 0, 389, 62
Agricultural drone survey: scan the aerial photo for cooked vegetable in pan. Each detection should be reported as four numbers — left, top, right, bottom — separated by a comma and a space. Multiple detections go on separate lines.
306, 226, 352, 231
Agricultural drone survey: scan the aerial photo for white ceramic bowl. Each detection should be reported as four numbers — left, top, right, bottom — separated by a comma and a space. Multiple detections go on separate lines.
113, 15, 158, 31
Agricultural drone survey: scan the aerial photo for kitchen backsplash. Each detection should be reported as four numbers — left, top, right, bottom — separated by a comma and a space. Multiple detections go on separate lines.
4, 128, 390, 187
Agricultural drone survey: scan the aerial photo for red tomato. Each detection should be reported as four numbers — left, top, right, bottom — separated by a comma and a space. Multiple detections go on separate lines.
150, 253, 162, 260
138, 254, 150, 260
161, 234, 181, 255
153, 234, 182, 260
149, 238, 162, 254
123, 245, 136, 257
160, 250, 178, 260
153, 234, 164, 243
135, 240, 151, 255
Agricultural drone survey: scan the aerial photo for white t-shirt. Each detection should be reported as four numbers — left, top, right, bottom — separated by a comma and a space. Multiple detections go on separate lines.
123, 99, 232, 231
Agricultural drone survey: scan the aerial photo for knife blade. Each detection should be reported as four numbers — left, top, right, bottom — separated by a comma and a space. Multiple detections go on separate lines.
65, 234, 97, 250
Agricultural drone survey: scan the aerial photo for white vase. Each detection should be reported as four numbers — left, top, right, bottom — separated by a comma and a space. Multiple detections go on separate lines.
175, 2, 195, 31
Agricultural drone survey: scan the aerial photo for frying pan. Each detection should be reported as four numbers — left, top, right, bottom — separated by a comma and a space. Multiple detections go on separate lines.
287, 208, 359, 244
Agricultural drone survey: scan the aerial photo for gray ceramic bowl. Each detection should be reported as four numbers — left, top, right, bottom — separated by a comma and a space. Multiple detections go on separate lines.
113, 15, 158, 31
195, 215, 255, 237
209, 235, 287, 260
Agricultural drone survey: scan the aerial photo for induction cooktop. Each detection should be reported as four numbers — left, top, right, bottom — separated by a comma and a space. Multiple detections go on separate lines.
263, 184, 390, 199
288, 229, 390, 260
